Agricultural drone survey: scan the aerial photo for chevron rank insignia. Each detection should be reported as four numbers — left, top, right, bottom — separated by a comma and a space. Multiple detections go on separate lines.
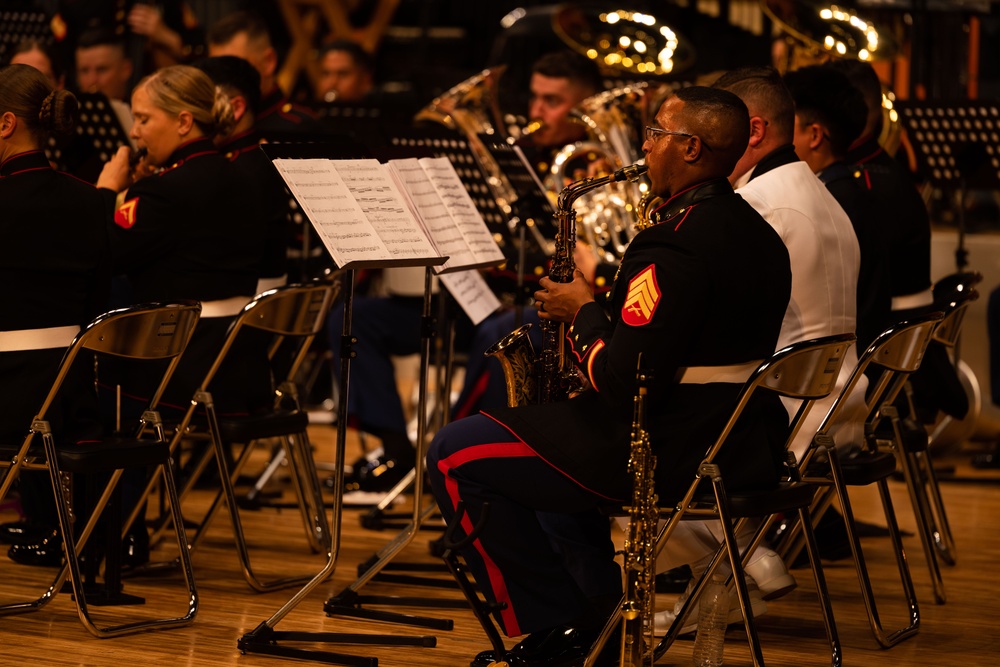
114, 197, 139, 229
621, 264, 661, 326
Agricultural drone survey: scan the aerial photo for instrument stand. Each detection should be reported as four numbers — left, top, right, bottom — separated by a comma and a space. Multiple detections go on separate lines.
237, 269, 437, 666
324, 267, 468, 634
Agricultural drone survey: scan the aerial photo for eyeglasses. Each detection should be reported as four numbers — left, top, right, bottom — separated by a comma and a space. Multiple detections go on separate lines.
644, 125, 712, 151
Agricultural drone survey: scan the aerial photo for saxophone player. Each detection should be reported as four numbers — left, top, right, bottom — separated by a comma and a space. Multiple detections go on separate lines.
427, 86, 793, 667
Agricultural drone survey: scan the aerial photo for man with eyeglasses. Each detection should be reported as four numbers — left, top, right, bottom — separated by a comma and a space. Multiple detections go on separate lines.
648, 66, 866, 636
426, 86, 792, 667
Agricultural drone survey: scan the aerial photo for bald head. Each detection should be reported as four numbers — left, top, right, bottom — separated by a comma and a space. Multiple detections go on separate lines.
672, 86, 750, 177
642, 86, 749, 197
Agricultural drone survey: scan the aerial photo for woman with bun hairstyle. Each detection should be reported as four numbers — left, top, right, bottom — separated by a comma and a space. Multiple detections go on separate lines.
0, 64, 109, 563
96, 64, 270, 427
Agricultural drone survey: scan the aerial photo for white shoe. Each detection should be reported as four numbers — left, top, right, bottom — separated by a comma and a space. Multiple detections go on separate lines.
745, 549, 797, 601
653, 577, 768, 636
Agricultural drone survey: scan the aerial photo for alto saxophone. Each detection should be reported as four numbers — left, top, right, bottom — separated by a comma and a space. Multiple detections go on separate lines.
621, 361, 657, 666
486, 162, 649, 406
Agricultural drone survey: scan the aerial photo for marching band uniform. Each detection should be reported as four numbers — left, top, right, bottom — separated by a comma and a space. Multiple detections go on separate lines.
221, 128, 289, 290
818, 162, 893, 351
846, 135, 932, 311
428, 178, 792, 638
1, 149, 109, 548
102, 136, 269, 416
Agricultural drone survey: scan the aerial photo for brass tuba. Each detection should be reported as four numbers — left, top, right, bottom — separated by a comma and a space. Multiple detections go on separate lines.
487, 162, 649, 407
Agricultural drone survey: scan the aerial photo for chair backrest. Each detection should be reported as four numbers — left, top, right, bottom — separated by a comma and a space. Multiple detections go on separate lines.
33, 301, 202, 424
237, 279, 341, 338
808, 311, 944, 461
189, 278, 341, 401
701, 333, 856, 470
932, 288, 978, 348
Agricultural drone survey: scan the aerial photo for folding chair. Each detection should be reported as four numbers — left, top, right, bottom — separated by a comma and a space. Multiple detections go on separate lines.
787, 311, 944, 646
584, 333, 855, 667
895, 280, 978, 592
0, 302, 201, 637
149, 279, 340, 592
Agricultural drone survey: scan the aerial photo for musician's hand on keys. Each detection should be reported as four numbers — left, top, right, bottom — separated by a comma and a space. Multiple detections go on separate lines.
97, 146, 133, 192
535, 270, 594, 322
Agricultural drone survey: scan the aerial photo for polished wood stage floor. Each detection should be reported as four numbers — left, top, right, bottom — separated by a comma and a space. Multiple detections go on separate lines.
1, 424, 998, 667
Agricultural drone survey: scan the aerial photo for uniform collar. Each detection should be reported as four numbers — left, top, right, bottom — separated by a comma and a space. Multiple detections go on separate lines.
220, 130, 263, 158
258, 88, 289, 119
160, 137, 218, 173
845, 134, 882, 165
648, 178, 732, 225
817, 160, 855, 185
0, 150, 50, 178
747, 144, 800, 182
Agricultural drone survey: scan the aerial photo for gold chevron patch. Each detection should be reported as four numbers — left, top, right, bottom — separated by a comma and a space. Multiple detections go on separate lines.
114, 198, 139, 229
621, 264, 661, 326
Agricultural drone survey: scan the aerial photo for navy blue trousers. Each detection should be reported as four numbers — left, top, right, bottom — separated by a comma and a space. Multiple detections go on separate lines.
427, 413, 621, 637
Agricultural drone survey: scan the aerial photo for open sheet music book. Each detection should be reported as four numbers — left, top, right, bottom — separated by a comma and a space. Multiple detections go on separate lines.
384, 157, 506, 273
272, 156, 503, 322
271, 158, 445, 270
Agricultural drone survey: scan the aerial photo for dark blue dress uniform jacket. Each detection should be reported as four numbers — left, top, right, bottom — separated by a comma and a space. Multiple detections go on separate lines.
0, 150, 110, 442
485, 179, 793, 504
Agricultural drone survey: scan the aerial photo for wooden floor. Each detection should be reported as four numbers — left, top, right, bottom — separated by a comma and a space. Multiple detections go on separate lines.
1, 425, 999, 667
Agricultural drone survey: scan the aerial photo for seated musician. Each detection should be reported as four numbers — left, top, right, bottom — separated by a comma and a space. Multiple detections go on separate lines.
451, 49, 608, 419
0, 64, 109, 565
427, 86, 793, 666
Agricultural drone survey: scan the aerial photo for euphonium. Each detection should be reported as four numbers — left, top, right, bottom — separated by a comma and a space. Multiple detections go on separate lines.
486, 162, 649, 406
621, 361, 657, 666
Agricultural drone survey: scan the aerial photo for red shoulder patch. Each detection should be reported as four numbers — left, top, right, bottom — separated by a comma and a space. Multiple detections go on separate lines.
114, 197, 139, 229
621, 264, 661, 326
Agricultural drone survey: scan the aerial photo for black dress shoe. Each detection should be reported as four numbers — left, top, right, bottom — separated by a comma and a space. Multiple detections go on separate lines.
8, 531, 63, 567
0, 521, 52, 546
471, 624, 609, 667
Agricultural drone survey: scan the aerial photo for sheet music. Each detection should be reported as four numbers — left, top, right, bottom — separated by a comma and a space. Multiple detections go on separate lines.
272, 159, 390, 266
385, 158, 477, 272
332, 159, 441, 261
438, 270, 502, 325
272, 158, 443, 269
419, 157, 507, 266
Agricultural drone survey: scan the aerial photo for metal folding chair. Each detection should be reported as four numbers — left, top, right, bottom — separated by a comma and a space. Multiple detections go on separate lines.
584, 333, 855, 667
0, 301, 201, 637
148, 279, 340, 592
789, 311, 944, 646
895, 279, 978, 595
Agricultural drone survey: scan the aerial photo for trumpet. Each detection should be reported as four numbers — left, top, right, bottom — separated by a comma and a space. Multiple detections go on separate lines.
487, 162, 649, 406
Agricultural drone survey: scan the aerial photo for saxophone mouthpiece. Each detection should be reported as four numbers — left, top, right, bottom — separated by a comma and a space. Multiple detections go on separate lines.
613, 162, 649, 183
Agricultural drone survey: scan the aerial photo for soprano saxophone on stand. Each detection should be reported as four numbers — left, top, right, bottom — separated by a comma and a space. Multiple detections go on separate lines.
486, 162, 648, 406
621, 360, 657, 666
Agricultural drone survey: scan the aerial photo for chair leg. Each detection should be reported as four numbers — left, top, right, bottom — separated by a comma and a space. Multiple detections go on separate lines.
895, 443, 947, 604
797, 506, 842, 667
828, 453, 920, 647
281, 431, 332, 553
714, 481, 766, 667
913, 449, 957, 566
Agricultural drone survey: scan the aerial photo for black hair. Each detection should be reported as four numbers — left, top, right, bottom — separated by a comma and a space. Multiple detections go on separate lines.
532, 50, 604, 96
320, 39, 374, 76
194, 55, 262, 115
207, 10, 271, 47
784, 65, 867, 158
712, 65, 795, 141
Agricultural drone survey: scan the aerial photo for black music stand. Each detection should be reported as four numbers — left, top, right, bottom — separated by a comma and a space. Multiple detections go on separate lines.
896, 99, 1000, 272
238, 146, 450, 667
0, 4, 49, 63
321, 145, 508, 643
47, 93, 133, 184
